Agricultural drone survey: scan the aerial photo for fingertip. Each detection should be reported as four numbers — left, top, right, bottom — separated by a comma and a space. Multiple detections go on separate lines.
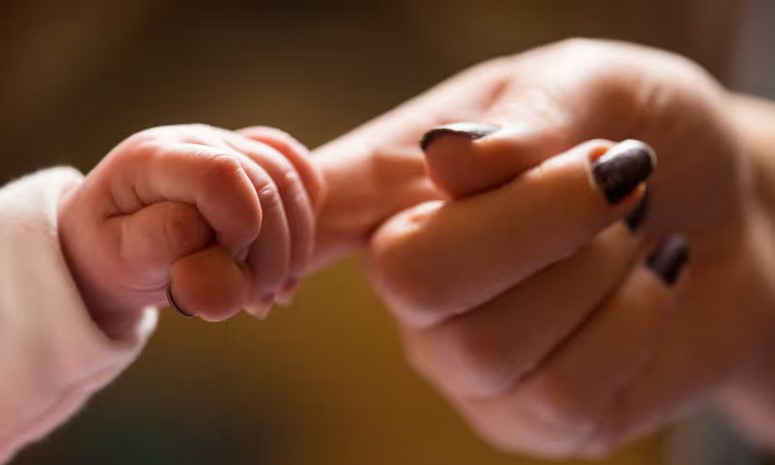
422, 127, 504, 198
590, 139, 656, 206
169, 246, 250, 321
273, 277, 298, 306
420, 122, 560, 199
244, 294, 275, 320
539, 139, 653, 226
419, 122, 499, 151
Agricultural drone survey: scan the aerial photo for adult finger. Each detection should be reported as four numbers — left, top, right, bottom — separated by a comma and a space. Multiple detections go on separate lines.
420, 122, 566, 198
403, 223, 641, 399
368, 139, 656, 328
450, 235, 689, 458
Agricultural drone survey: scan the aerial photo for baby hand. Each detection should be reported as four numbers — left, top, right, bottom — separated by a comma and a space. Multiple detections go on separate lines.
58, 124, 323, 338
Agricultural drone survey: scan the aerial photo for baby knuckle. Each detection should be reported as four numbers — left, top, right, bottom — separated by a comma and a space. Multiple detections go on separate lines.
163, 205, 209, 254
118, 130, 165, 158
273, 168, 303, 199
202, 154, 243, 188
556, 37, 604, 54
183, 123, 217, 133
126, 125, 183, 147
256, 182, 282, 211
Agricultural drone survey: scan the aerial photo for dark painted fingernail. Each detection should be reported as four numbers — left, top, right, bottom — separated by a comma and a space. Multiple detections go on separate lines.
592, 140, 656, 204
646, 234, 689, 286
624, 190, 650, 232
419, 122, 499, 151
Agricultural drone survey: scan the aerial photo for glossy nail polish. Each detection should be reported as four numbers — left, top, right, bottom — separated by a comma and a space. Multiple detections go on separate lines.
624, 190, 650, 232
646, 234, 689, 286
419, 122, 499, 151
592, 140, 656, 204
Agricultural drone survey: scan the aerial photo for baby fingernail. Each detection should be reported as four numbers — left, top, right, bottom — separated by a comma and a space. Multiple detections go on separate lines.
592, 139, 656, 204
246, 294, 275, 320
235, 247, 250, 263
166, 283, 195, 318
419, 122, 500, 151
247, 309, 268, 321
646, 234, 689, 286
624, 190, 650, 232
275, 278, 299, 306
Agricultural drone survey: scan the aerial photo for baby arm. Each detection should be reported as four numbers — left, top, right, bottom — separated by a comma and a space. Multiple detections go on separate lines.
0, 124, 320, 462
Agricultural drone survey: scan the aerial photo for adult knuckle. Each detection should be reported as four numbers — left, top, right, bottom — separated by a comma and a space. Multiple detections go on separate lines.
368, 220, 466, 327
129, 126, 165, 143
525, 377, 593, 429
438, 325, 517, 396
474, 412, 587, 461
369, 245, 456, 326
467, 416, 552, 458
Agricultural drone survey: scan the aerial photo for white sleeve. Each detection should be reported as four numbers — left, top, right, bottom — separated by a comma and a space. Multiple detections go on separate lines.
0, 168, 158, 463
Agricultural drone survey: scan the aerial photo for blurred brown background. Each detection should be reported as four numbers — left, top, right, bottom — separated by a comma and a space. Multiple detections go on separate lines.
0, 0, 745, 464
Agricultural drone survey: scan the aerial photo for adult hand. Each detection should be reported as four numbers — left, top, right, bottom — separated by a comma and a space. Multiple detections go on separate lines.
329, 39, 775, 458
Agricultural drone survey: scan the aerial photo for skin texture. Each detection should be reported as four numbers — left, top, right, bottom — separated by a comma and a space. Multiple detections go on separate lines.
57, 39, 775, 458
311, 39, 775, 458
58, 124, 323, 337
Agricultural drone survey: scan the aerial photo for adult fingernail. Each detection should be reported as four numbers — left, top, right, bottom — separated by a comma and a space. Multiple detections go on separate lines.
646, 234, 689, 286
624, 190, 650, 232
275, 277, 299, 306
419, 122, 500, 151
592, 139, 656, 204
